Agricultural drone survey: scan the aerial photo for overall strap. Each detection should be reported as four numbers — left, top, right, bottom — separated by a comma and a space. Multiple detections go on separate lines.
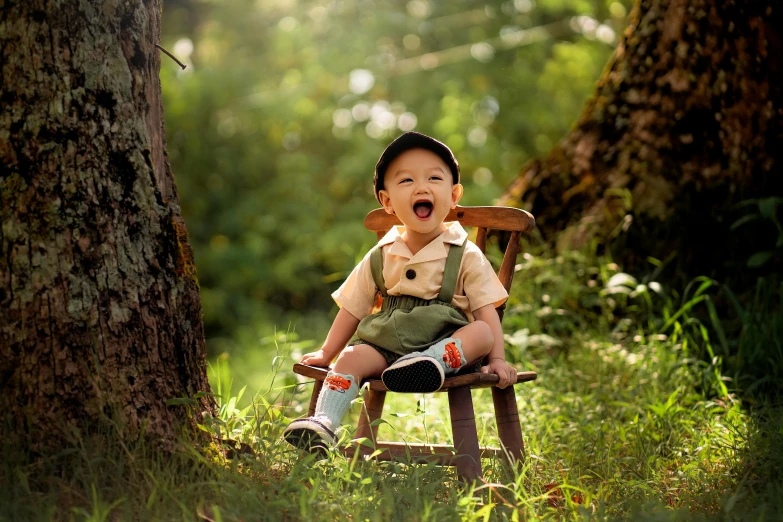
437, 239, 466, 303
369, 246, 388, 297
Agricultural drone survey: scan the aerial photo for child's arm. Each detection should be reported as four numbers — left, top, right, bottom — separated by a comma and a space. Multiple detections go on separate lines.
473, 304, 518, 388
300, 308, 360, 367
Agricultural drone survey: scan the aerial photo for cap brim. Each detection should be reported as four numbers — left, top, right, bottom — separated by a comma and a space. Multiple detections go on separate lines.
374, 132, 460, 200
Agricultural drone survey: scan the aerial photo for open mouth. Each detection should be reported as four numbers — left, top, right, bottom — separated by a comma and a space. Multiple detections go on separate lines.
413, 201, 433, 220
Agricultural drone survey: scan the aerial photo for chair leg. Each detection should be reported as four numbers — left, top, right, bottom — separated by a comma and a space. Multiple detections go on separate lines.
307, 379, 324, 417
448, 386, 482, 482
356, 389, 386, 443
491, 386, 525, 464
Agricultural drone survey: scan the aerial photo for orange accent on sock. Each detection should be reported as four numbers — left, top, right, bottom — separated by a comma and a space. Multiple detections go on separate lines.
325, 375, 352, 392
442, 342, 462, 369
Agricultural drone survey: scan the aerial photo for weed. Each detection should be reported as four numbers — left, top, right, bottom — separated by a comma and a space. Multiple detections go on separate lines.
2, 248, 781, 521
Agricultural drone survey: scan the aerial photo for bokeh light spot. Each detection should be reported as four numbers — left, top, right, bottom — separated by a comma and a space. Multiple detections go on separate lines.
365, 121, 384, 139
403, 34, 421, 51
514, 0, 535, 13
332, 108, 352, 128
352, 103, 370, 122
468, 127, 487, 147
610, 2, 627, 18
278, 16, 298, 32
398, 112, 418, 131
173, 38, 193, 58
406, 0, 431, 19
596, 25, 616, 44
332, 126, 352, 140
377, 112, 397, 130
471, 43, 495, 63
349, 69, 375, 94
473, 167, 493, 186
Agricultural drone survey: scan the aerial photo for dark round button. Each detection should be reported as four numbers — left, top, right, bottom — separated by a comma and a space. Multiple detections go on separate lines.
405, 269, 416, 280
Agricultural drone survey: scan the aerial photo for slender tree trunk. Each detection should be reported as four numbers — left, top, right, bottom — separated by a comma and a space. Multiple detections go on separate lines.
0, 0, 213, 451
501, 0, 783, 284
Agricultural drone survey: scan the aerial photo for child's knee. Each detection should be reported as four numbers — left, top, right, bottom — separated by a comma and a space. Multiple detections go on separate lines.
333, 345, 370, 378
473, 320, 494, 343
335, 345, 362, 364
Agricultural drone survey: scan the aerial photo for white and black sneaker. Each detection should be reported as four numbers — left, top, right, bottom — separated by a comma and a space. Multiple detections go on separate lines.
381, 354, 445, 393
283, 417, 336, 455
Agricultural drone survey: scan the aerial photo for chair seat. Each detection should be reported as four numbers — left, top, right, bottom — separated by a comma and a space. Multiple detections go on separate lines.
293, 363, 537, 391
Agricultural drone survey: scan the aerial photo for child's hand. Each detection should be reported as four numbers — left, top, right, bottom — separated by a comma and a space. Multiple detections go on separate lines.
300, 349, 331, 368
480, 358, 518, 389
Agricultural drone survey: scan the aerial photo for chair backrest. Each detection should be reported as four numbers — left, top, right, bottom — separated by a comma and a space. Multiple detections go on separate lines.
363, 205, 535, 306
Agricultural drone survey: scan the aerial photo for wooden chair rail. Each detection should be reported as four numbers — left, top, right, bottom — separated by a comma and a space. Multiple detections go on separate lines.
364, 205, 535, 234
293, 363, 537, 392
342, 441, 505, 465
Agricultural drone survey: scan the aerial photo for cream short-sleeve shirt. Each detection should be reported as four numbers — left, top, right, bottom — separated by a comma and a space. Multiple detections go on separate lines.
332, 222, 508, 322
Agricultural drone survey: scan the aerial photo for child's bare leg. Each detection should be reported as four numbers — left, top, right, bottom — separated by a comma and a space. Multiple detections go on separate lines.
315, 344, 387, 425
332, 343, 389, 383
284, 344, 388, 450
451, 320, 494, 363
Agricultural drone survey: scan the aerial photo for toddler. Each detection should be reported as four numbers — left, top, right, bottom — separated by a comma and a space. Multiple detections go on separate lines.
284, 132, 518, 452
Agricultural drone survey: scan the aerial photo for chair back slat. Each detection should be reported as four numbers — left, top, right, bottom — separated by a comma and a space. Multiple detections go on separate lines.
497, 231, 520, 293
475, 227, 488, 253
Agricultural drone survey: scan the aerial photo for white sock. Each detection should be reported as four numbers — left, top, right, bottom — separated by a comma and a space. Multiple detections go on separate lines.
313, 371, 359, 427
420, 337, 466, 374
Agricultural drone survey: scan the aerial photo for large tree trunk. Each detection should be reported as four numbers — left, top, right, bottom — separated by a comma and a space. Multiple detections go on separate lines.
0, 0, 213, 451
501, 0, 783, 286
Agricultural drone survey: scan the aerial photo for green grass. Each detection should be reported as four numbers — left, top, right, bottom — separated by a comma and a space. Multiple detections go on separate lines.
2, 247, 782, 521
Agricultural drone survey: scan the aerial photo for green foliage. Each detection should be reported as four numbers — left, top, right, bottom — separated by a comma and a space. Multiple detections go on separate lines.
160, 0, 633, 349
719, 279, 783, 401
3, 244, 782, 520
731, 197, 783, 269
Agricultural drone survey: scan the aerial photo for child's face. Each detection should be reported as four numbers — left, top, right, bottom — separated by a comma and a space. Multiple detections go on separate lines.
378, 148, 463, 236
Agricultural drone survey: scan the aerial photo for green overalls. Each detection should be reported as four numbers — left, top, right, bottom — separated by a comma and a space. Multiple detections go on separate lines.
347, 238, 471, 365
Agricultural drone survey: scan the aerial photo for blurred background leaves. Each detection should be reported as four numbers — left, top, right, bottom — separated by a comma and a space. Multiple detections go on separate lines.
160, 0, 632, 364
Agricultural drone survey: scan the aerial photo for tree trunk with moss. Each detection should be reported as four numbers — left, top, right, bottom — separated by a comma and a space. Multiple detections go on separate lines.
0, 0, 213, 452
501, 0, 783, 285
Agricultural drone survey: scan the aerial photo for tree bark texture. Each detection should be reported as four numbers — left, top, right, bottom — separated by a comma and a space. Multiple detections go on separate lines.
501, 0, 783, 284
0, 0, 212, 450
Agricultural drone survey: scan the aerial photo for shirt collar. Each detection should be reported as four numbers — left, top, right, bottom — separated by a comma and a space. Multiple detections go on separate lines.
377, 221, 468, 263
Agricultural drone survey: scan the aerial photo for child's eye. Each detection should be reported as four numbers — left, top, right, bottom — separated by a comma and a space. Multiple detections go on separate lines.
399, 178, 412, 184
429, 176, 443, 181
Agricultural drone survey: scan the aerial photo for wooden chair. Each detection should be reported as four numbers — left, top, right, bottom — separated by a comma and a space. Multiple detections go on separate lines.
293, 205, 537, 481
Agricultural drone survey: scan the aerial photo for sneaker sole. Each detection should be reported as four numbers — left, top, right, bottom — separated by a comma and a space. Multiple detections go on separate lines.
382, 356, 444, 393
283, 419, 335, 455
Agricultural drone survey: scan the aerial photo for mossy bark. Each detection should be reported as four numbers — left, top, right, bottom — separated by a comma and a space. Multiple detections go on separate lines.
501, 0, 783, 283
0, 0, 213, 451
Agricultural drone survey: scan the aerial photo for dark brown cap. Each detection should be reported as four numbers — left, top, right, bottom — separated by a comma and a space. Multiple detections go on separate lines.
373, 132, 460, 202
